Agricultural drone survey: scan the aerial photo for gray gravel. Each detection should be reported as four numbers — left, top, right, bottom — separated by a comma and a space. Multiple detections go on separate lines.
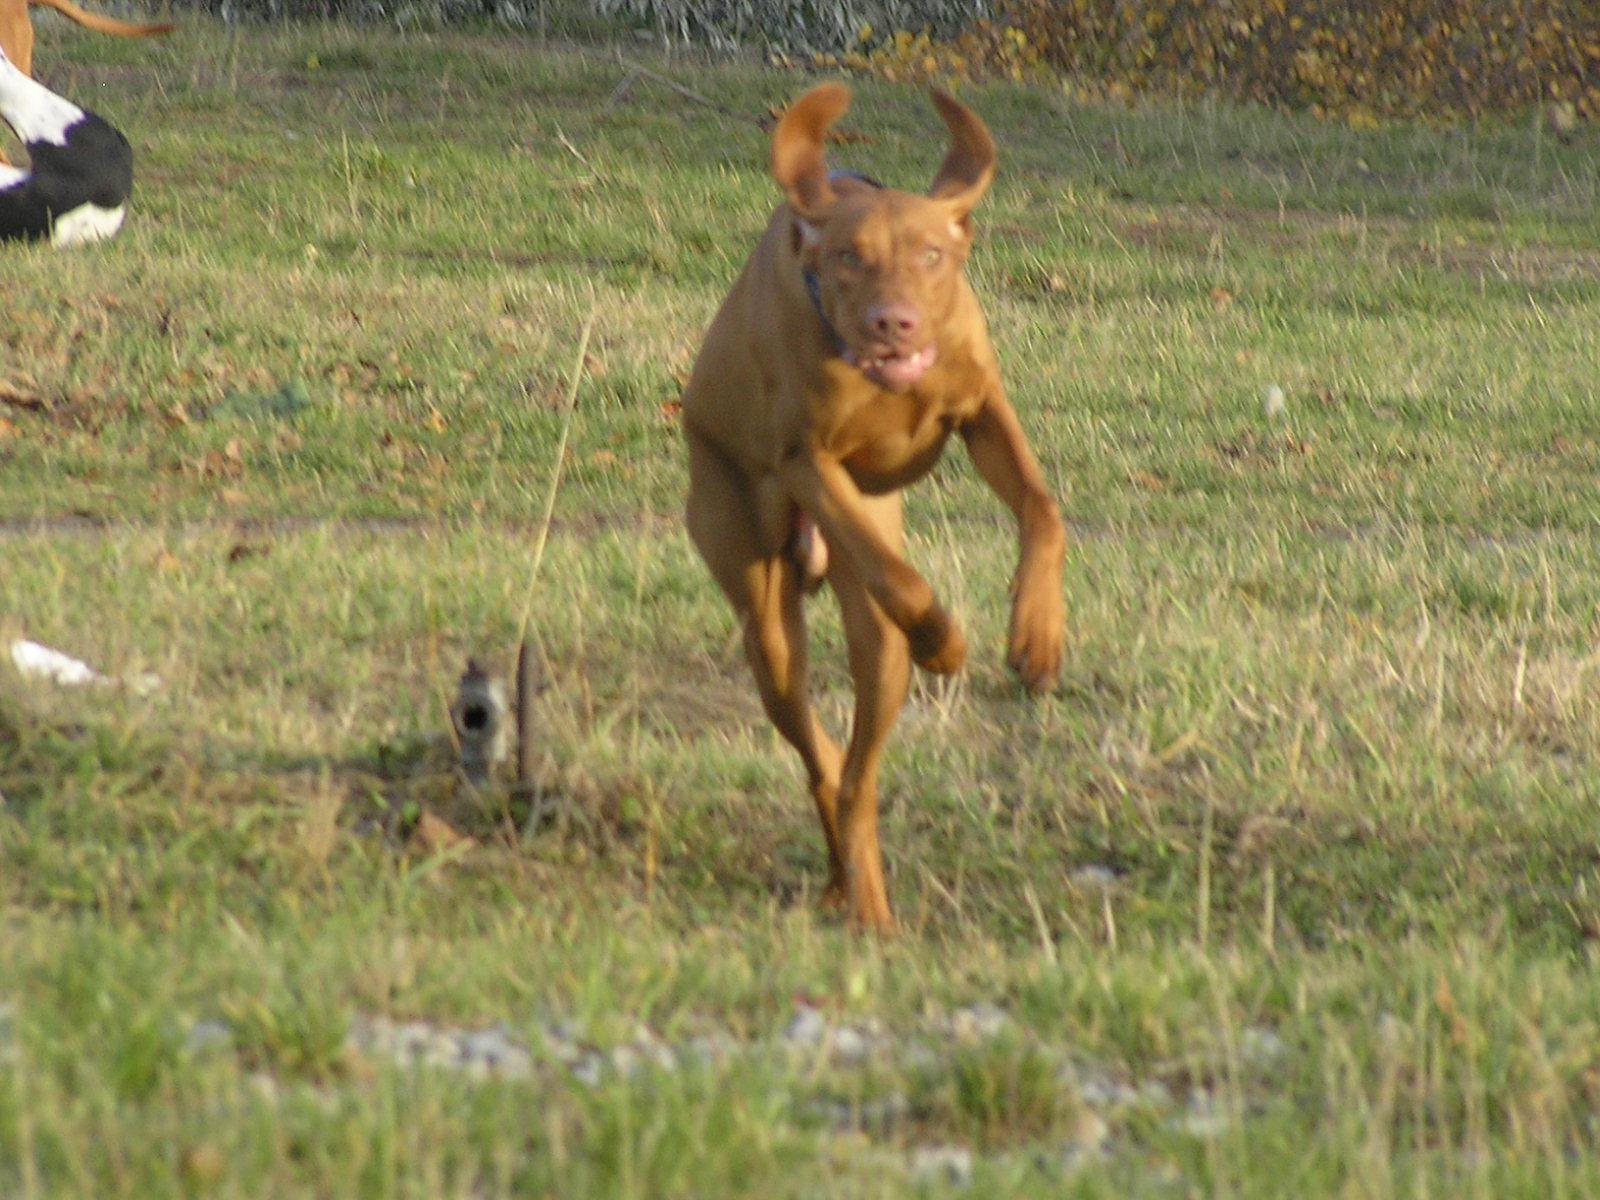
154, 997, 1280, 1186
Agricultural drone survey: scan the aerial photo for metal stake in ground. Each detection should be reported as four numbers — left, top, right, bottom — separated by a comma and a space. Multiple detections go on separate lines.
450, 659, 509, 786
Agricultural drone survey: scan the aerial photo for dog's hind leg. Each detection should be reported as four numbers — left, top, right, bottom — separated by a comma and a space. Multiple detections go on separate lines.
823, 490, 911, 933
686, 434, 847, 897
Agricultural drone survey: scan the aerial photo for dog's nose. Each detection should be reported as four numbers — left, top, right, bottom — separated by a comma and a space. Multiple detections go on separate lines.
865, 303, 921, 341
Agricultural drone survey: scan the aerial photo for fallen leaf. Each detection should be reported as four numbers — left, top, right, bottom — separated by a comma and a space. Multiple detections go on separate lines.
179, 1143, 226, 1189
227, 542, 269, 563
0, 379, 45, 409
411, 810, 472, 855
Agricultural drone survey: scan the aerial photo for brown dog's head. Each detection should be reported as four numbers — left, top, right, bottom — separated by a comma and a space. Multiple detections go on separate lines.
771, 84, 997, 393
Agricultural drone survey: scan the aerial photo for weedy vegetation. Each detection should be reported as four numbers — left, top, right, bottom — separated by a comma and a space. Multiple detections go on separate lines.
3, 18, 1600, 1199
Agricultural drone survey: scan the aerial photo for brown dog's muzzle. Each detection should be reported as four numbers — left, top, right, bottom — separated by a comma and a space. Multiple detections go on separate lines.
845, 301, 938, 391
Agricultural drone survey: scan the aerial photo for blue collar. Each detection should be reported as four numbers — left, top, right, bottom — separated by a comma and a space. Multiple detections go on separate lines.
803, 267, 846, 354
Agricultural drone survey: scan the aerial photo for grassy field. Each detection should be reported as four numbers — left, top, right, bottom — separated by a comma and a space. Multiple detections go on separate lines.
5, 19, 1600, 1198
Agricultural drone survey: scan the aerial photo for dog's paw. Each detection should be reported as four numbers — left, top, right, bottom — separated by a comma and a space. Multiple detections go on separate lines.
820, 877, 851, 915
908, 606, 968, 675
1007, 587, 1064, 694
821, 865, 896, 932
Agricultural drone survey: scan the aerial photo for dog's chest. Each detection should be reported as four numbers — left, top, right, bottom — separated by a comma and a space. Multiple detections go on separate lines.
819, 381, 964, 492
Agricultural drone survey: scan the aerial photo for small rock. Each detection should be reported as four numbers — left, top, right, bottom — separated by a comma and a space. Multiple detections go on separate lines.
1064, 1106, 1110, 1154
570, 1052, 604, 1088
858, 1091, 910, 1131
393, 1020, 438, 1061
185, 1019, 233, 1055
909, 1144, 974, 1187
1057, 1135, 1107, 1174
1239, 1026, 1287, 1069
247, 1071, 282, 1103
944, 1002, 1007, 1042
1078, 1073, 1136, 1108
1069, 864, 1118, 891
782, 1004, 828, 1048
806, 1097, 853, 1129
1137, 1079, 1174, 1109
831, 1024, 871, 1063
1170, 1089, 1231, 1138
539, 1020, 585, 1064
609, 1043, 644, 1077
601, 1036, 672, 1081
629, 1024, 678, 1072
809, 1091, 909, 1134
683, 1031, 738, 1065
459, 1028, 533, 1078
1262, 384, 1286, 419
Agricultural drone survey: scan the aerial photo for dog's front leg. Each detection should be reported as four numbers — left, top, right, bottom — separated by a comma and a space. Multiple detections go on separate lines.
960, 395, 1067, 693
778, 450, 967, 675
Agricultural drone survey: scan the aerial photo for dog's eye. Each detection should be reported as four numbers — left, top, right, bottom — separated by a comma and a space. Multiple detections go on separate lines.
922, 248, 944, 268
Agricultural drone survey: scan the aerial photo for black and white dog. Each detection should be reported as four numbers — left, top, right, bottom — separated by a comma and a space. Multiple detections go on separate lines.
0, 46, 131, 245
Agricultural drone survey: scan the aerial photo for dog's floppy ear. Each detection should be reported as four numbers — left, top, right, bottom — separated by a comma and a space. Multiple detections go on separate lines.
772, 83, 850, 223
927, 90, 996, 222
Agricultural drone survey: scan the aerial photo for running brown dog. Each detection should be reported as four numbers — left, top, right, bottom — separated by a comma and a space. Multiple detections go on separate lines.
682, 83, 1067, 931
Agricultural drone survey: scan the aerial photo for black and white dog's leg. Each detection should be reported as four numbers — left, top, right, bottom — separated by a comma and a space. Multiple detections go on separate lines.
0, 47, 132, 246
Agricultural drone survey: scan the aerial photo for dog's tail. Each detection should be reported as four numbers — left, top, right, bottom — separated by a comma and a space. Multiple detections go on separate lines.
29, 0, 175, 39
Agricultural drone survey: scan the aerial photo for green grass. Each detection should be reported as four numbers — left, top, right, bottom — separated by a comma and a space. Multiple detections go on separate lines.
4, 20, 1600, 1198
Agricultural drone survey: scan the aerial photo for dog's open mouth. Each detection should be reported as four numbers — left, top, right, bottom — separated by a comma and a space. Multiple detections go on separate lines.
845, 344, 938, 391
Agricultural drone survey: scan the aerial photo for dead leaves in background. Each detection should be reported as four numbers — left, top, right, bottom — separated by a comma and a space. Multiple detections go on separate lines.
0, 373, 37, 443
0, 377, 46, 412
190, 438, 247, 480
761, 104, 877, 144
1213, 429, 1314, 467
821, 0, 1600, 124
409, 809, 474, 856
